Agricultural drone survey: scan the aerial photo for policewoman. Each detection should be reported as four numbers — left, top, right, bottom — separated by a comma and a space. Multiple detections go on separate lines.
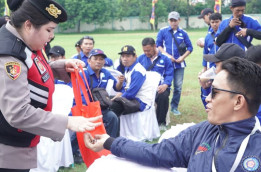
0, 0, 101, 171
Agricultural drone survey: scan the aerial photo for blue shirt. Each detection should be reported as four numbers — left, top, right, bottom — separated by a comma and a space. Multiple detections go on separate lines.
72, 51, 88, 66
104, 57, 114, 67
137, 52, 173, 87
202, 30, 218, 68
122, 60, 147, 111
156, 26, 193, 69
72, 51, 113, 68
216, 15, 261, 50
75, 67, 119, 106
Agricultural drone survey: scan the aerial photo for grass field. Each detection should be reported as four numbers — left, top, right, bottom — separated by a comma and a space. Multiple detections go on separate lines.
53, 29, 217, 172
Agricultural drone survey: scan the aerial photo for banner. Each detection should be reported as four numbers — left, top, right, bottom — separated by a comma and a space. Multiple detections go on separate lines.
214, 0, 221, 13
150, 0, 158, 25
4, 0, 10, 16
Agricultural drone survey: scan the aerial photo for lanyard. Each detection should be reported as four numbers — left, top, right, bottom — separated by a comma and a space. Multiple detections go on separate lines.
212, 117, 261, 172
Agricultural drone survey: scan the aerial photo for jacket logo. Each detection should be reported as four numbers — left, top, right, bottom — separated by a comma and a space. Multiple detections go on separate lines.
242, 156, 260, 172
34, 57, 46, 75
195, 142, 211, 155
5, 62, 21, 80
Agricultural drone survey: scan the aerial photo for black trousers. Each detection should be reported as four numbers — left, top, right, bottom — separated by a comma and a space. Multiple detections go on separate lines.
0, 169, 29, 172
155, 88, 170, 125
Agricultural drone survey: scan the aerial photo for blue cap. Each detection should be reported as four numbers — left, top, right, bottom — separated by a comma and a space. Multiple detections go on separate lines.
89, 49, 107, 59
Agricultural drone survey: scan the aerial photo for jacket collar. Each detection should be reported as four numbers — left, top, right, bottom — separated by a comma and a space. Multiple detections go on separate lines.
168, 26, 181, 32
218, 117, 256, 137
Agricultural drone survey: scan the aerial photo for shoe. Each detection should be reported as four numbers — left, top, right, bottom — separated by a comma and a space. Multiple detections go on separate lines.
73, 154, 84, 164
171, 108, 181, 115
159, 124, 167, 131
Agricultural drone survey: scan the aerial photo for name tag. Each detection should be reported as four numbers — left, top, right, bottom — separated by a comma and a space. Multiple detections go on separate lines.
42, 72, 50, 83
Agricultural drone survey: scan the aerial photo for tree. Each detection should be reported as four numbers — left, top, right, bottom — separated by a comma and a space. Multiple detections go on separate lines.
246, 0, 261, 14
56, 0, 118, 32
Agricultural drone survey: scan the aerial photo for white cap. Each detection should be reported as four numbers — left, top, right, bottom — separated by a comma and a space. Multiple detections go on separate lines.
168, 11, 180, 20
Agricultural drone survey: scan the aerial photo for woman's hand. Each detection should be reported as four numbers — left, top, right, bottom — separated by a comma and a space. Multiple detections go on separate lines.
65, 59, 85, 73
67, 115, 102, 132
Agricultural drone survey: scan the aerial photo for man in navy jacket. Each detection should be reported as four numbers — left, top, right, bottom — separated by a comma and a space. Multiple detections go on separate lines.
84, 57, 261, 172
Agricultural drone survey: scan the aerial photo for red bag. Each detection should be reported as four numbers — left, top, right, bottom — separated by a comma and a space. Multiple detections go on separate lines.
71, 66, 110, 167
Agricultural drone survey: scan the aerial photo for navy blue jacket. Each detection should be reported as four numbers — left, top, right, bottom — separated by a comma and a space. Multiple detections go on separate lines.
110, 117, 261, 171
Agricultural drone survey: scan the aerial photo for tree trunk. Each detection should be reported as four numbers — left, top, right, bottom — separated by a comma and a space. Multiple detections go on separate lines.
77, 20, 81, 33
186, 0, 190, 29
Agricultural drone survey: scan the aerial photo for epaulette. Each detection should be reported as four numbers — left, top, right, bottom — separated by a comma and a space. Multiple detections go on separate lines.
0, 26, 27, 62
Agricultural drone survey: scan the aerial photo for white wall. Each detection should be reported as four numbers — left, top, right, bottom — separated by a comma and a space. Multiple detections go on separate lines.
57, 14, 261, 33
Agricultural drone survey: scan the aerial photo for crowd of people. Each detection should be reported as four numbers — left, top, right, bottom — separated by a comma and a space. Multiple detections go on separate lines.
0, 0, 261, 171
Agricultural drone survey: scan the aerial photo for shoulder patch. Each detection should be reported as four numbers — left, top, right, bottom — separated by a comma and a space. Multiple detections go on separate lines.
5, 62, 21, 80
242, 156, 260, 172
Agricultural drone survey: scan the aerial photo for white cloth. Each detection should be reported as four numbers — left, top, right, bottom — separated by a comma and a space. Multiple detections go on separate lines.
30, 130, 73, 172
158, 123, 195, 143
88, 123, 197, 172
30, 84, 74, 172
87, 154, 187, 172
120, 71, 161, 141
104, 68, 122, 96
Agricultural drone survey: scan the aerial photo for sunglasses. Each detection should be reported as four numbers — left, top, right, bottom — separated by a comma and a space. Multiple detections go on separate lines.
211, 87, 248, 102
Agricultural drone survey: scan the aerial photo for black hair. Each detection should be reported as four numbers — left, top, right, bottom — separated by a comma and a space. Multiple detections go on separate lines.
246, 45, 261, 65
142, 37, 155, 46
222, 57, 261, 115
80, 35, 95, 45
0, 17, 7, 27
209, 13, 222, 21
10, 0, 50, 29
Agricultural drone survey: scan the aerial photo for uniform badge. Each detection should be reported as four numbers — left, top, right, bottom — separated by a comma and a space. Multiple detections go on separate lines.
242, 157, 260, 171
5, 62, 21, 80
160, 59, 164, 64
34, 57, 46, 75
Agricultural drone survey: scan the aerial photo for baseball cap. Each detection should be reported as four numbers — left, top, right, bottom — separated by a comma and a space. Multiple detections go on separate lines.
231, 0, 246, 7
203, 43, 245, 62
89, 49, 107, 58
168, 11, 180, 20
8, 0, 67, 23
198, 8, 214, 19
118, 45, 136, 55
49, 46, 65, 56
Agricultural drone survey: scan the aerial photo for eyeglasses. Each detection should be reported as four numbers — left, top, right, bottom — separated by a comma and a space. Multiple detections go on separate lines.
211, 87, 248, 102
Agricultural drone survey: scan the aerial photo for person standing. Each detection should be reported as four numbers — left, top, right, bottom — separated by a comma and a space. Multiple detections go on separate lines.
72, 35, 95, 65
216, 0, 261, 50
196, 8, 214, 48
199, 13, 222, 109
156, 11, 193, 115
201, 13, 222, 72
0, 0, 101, 171
138, 37, 173, 130
72, 36, 113, 68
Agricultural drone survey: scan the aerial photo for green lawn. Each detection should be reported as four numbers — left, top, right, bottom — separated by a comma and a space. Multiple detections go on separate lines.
53, 29, 260, 172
